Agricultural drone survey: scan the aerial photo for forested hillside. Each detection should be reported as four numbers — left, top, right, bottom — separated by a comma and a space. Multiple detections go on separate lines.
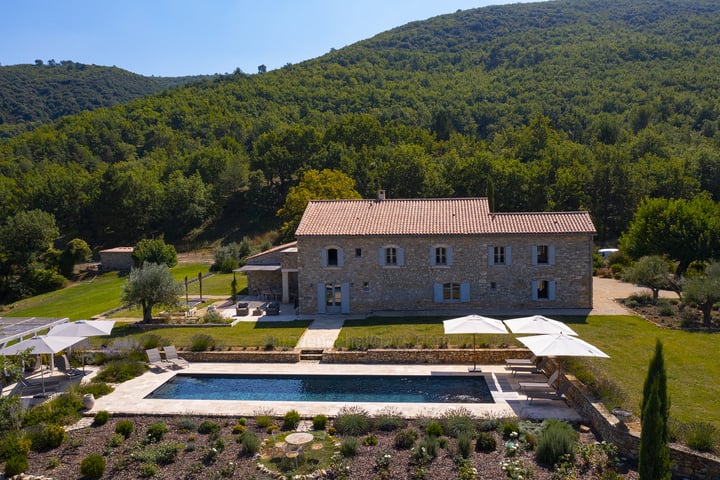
2, 0, 720, 253
0, 61, 214, 137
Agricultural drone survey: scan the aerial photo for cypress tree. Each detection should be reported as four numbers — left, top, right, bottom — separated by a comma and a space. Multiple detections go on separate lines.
638, 340, 671, 480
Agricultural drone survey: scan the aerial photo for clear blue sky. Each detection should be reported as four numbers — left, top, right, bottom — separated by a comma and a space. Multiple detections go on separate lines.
2, 0, 533, 77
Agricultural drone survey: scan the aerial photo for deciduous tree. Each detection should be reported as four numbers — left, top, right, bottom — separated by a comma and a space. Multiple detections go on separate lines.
277, 169, 362, 241
132, 238, 177, 268
620, 196, 719, 275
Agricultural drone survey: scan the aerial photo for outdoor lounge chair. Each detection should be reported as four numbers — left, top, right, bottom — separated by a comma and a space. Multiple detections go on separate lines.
146, 348, 172, 370
55, 354, 84, 378
17, 377, 60, 397
518, 370, 561, 402
163, 345, 189, 368
505, 354, 538, 369
507, 357, 548, 376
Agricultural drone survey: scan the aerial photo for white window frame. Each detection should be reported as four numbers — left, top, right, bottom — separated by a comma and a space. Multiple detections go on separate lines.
379, 245, 404, 267
488, 245, 512, 265
430, 245, 453, 266
433, 281, 471, 303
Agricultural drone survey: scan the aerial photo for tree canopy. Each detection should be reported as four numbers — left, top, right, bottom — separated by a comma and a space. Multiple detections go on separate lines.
277, 169, 362, 241
121, 262, 182, 323
619, 196, 720, 274
1, 0, 719, 258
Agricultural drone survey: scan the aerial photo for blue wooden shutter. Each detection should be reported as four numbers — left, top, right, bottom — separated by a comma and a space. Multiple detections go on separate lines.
378, 247, 386, 266
531, 280, 538, 300
446, 247, 453, 266
317, 283, 326, 313
397, 247, 405, 266
341, 282, 350, 313
506, 246, 512, 265
531, 246, 538, 265
488, 246, 494, 265
337, 248, 344, 267
548, 280, 556, 300
321, 249, 328, 267
460, 282, 470, 302
429, 246, 435, 265
433, 283, 443, 302
548, 245, 555, 265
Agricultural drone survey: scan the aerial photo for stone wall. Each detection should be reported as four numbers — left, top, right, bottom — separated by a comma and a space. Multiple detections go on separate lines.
559, 369, 720, 480
321, 348, 531, 364
180, 350, 299, 363
297, 233, 593, 314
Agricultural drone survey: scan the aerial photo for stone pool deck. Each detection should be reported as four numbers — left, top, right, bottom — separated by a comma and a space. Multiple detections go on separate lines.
90, 362, 582, 421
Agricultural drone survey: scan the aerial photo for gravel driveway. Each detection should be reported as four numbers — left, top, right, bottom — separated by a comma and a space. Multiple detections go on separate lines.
591, 276, 677, 315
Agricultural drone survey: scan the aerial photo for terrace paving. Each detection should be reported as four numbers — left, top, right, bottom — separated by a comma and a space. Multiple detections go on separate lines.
90, 362, 582, 421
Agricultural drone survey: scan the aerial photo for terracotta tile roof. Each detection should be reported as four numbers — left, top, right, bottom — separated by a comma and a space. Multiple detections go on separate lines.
295, 198, 596, 236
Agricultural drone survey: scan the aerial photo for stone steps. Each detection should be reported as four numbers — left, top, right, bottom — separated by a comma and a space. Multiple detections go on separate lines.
299, 349, 324, 361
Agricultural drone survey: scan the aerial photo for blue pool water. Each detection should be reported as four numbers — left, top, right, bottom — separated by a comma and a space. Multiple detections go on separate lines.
146, 373, 494, 404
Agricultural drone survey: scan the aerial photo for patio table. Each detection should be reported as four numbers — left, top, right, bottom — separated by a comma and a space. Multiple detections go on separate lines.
285, 432, 313, 448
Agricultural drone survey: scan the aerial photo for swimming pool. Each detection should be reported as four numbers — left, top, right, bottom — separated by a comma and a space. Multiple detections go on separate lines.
146, 373, 494, 404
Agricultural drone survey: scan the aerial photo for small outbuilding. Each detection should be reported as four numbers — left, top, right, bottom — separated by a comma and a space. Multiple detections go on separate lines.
99, 247, 134, 271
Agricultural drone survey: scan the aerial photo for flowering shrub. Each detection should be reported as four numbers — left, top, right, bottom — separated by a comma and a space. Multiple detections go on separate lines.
457, 459, 478, 480
501, 458, 534, 479
375, 451, 392, 480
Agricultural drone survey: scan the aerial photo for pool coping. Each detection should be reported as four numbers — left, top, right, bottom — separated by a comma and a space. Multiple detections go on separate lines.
90, 362, 583, 421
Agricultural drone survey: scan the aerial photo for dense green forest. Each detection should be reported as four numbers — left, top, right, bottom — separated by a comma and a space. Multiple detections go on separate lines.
2, 0, 720, 300
0, 61, 215, 137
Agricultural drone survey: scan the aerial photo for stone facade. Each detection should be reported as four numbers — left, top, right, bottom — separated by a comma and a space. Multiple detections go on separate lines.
297, 233, 593, 314
99, 247, 134, 271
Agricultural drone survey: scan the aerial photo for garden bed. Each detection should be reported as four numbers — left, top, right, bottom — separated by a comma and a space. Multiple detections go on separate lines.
22, 413, 638, 480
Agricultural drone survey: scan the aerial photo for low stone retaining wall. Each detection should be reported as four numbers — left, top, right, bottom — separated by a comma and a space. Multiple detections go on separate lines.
321, 348, 530, 364
558, 368, 720, 480
180, 350, 299, 363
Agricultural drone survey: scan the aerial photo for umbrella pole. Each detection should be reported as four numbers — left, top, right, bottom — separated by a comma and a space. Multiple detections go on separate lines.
469, 333, 480, 372
40, 359, 46, 396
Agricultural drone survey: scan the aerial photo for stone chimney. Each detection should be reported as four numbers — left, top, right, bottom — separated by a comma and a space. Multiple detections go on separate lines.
377, 190, 386, 201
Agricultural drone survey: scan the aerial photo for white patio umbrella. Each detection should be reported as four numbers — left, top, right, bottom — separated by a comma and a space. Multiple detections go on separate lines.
0, 335, 86, 394
516, 333, 609, 358
443, 315, 509, 371
503, 315, 578, 336
48, 320, 115, 337
48, 320, 115, 373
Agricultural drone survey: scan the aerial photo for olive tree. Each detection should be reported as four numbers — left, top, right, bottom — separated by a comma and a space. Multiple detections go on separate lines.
683, 261, 720, 327
121, 262, 182, 323
622, 255, 674, 303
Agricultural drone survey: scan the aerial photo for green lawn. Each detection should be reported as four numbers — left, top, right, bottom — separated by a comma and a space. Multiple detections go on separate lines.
105, 320, 311, 350
335, 317, 520, 350
567, 315, 720, 427
5, 265, 247, 320
4, 271, 127, 320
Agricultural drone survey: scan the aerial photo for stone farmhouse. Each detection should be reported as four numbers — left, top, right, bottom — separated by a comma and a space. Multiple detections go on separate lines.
241, 196, 596, 315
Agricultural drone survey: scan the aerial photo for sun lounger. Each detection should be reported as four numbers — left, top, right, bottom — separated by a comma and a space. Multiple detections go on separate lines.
519, 370, 564, 403
505, 354, 538, 369
162, 345, 189, 369
524, 377, 571, 404
18, 377, 59, 396
508, 357, 548, 376
55, 354, 84, 378
146, 348, 172, 371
